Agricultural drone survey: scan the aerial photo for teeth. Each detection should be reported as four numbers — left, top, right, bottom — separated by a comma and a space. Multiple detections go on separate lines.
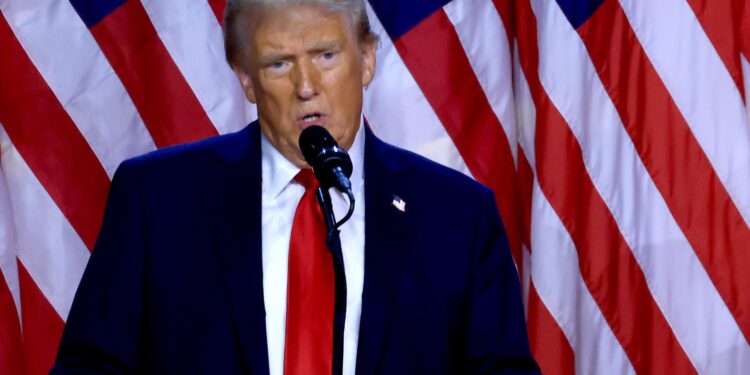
303, 114, 320, 122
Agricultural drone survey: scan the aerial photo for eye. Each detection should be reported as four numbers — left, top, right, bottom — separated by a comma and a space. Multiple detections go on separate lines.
269, 61, 286, 69
322, 51, 336, 60
264, 60, 291, 76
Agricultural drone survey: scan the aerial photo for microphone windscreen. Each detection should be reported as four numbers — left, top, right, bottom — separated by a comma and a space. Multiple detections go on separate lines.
299, 125, 337, 164
298, 125, 353, 189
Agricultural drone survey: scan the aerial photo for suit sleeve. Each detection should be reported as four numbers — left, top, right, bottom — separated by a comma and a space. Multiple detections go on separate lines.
50, 160, 146, 375
465, 188, 541, 374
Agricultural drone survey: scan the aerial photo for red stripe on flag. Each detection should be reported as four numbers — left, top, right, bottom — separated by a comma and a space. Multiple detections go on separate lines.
579, 0, 750, 344
491, 0, 515, 55
0, 270, 23, 375
686, 0, 746, 98
208, 0, 226, 26
393, 10, 523, 271
518, 150, 575, 373
535, 80, 697, 375
520, 149, 575, 373
90, 0, 218, 148
514, 2, 697, 373
517, 149, 533, 249
742, 0, 750, 61
0, 14, 110, 250
527, 282, 575, 375
530, 88, 695, 373
18, 261, 65, 375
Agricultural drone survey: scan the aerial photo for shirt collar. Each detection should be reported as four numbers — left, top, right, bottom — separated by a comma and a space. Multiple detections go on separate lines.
261, 117, 365, 200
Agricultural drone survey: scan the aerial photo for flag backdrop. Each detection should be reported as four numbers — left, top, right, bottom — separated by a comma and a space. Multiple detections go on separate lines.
1, 0, 749, 374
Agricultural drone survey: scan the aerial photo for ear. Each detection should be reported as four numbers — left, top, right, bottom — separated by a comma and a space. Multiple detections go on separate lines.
360, 40, 377, 86
233, 65, 258, 103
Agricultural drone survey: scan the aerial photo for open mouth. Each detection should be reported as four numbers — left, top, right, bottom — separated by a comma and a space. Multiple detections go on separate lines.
298, 112, 326, 127
302, 113, 321, 123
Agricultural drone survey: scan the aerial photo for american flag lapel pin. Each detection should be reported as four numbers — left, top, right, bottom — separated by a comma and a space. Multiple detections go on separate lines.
391, 195, 406, 212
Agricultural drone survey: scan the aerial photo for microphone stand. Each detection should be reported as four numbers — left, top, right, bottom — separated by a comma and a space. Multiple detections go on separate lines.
315, 188, 349, 375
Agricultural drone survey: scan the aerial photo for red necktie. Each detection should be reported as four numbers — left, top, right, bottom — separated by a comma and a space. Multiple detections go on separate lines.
284, 169, 334, 375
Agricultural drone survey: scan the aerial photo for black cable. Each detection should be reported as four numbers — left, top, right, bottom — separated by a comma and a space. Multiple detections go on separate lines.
332, 190, 355, 232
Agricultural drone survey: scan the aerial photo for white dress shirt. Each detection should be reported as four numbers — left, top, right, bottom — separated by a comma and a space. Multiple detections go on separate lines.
261, 121, 365, 375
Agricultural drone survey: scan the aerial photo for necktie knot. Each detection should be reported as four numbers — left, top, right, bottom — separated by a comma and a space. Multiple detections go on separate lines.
295, 168, 319, 191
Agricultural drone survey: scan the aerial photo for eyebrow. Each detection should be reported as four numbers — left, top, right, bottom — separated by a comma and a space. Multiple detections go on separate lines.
257, 52, 293, 65
257, 40, 343, 65
307, 40, 341, 53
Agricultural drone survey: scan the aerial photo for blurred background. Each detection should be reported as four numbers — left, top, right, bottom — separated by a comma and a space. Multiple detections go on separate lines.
1, 0, 749, 374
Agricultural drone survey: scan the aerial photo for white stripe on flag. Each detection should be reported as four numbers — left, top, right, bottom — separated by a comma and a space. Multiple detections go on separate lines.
141, 0, 257, 135
530, 181, 636, 375
443, 0, 518, 165
0, 128, 90, 321
514, 58, 535, 313
512, 49, 632, 373
513, 34, 633, 373
363, 3, 471, 177
531, 1, 750, 372
0, 0, 156, 178
618, 0, 750, 226
513, 42, 537, 168
0, 151, 20, 319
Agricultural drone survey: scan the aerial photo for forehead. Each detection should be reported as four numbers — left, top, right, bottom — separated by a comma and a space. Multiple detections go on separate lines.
250, 4, 356, 54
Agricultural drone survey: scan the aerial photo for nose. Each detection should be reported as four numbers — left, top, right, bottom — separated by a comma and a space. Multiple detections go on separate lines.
292, 59, 320, 101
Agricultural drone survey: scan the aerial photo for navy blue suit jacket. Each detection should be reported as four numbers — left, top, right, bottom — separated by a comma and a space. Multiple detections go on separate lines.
52, 122, 539, 374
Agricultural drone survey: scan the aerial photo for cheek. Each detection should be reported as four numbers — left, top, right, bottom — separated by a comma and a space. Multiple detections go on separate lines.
257, 81, 293, 112
326, 64, 363, 99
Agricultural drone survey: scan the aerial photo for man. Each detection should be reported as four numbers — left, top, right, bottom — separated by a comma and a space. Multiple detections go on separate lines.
52, 0, 539, 374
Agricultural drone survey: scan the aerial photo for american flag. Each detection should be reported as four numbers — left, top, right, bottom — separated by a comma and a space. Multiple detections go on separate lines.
1, 0, 749, 374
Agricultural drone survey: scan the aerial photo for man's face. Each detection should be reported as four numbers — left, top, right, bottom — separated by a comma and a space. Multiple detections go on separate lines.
234, 4, 376, 167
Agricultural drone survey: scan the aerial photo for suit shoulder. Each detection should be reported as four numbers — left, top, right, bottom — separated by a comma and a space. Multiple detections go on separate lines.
379, 141, 494, 200
118, 125, 253, 178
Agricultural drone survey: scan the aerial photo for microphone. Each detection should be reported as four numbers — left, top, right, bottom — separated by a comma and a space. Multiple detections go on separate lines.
299, 125, 353, 196
299, 126, 352, 375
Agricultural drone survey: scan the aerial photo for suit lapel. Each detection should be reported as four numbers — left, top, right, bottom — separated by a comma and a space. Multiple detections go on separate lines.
211, 123, 270, 375
356, 126, 415, 374
209, 123, 413, 374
